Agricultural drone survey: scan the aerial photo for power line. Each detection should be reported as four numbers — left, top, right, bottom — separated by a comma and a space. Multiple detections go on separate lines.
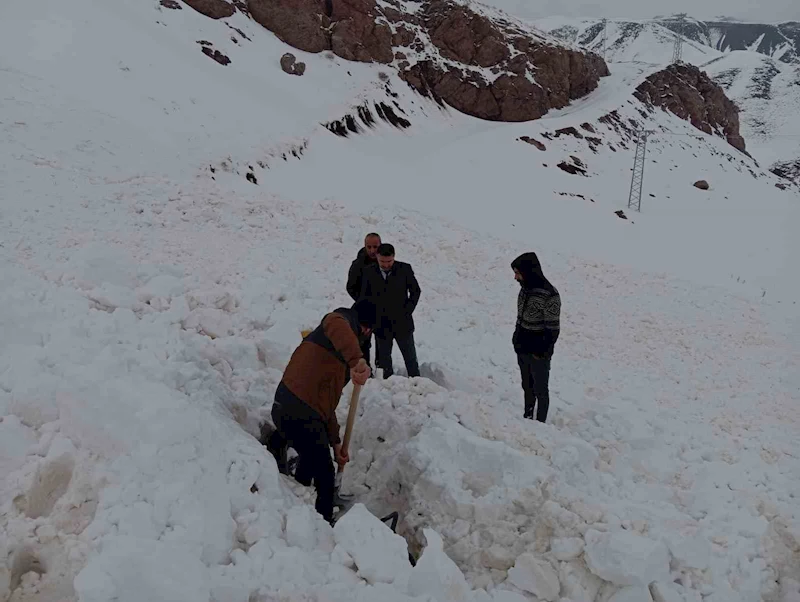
671, 13, 686, 64
627, 129, 653, 212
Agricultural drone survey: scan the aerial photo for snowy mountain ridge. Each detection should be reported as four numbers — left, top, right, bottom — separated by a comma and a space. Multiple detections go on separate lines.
529, 16, 800, 185
1, 0, 798, 601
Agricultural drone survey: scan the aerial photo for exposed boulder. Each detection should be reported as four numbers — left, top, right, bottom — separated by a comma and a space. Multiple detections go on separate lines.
519, 136, 546, 151
554, 126, 583, 138
557, 157, 587, 175
200, 45, 232, 65
693, 180, 710, 190
161, 0, 182, 9
245, 0, 609, 122
280, 52, 307, 75
634, 63, 746, 152
182, 0, 235, 19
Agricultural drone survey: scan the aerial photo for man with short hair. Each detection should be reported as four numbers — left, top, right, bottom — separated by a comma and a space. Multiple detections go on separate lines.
347, 233, 381, 370
359, 243, 421, 379
266, 299, 376, 523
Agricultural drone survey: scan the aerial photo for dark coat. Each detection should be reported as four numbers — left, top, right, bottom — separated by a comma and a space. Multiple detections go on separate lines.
359, 262, 421, 338
347, 248, 377, 301
511, 253, 561, 357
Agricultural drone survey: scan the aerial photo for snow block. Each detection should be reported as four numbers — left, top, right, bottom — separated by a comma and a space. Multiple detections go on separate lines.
491, 591, 529, 602
183, 308, 232, 339
74, 537, 210, 602
650, 581, 685, 602
551, 537, 585, 561
481, 543, 516, 570
507, 553, 561, 601
609, 585, 654, 602
285, 505, 318, 551
663, 533, 711, 570
24, 452, 75, 518
135, 274, 185, 303
584, 529, 671, 586
333, 503, 411, 584
406, 528, 472, 601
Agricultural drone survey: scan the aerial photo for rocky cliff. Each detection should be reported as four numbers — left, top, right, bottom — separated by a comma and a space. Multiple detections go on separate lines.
634, 63, 746, 152
181, 0, 609, 122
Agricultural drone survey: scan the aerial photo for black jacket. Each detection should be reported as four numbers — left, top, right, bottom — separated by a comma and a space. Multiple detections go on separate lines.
511, 253, 561, 357
359, 262, 421, 338
347, 248, 377, 301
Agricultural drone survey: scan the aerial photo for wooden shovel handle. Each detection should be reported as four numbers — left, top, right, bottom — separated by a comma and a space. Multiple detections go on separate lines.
337, 383, 361, 475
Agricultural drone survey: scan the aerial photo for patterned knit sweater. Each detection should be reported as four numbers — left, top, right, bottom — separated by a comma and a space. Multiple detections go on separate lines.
513, 286, 561, 356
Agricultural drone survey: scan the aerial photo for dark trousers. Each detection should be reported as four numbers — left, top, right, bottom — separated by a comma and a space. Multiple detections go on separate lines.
361, 331, 372, 369
375, 331, 420, 379
267, 383, 335, 522
517, 354, 551, 422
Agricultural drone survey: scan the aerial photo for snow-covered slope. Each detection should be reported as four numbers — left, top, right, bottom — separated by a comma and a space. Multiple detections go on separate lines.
533, 17, 723, 66
702, 21, 800, 64
514, 12, 800, 66
1, 1, 799, 602
704, 51, 800, 182
530, 16, 800, 185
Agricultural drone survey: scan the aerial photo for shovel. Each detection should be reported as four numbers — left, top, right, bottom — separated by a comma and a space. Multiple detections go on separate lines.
333, 382, 362, 506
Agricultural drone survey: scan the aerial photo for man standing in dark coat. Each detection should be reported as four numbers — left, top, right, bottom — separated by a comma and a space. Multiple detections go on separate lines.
359, 243, 421, 379
347, 233, 381, 369
511, 252, 561, 422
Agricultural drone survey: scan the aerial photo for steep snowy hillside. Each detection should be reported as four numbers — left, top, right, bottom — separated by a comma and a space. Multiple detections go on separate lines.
675, 19, 800, 65
520, 12, 800, 65
1, 1, 799, 602
530, 17, 800, 185
704, 51, 800, 184
533, 17, 722, 65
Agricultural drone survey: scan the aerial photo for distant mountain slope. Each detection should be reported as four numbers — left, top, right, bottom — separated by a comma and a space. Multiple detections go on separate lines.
533, 16, 800, 66
534, 17, 721, 65
657, 19, 800, 64
530, 15, 800, 184
704, 51, 800, 183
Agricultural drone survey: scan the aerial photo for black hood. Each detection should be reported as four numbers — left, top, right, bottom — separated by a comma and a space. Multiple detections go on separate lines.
511, 252, 555, 292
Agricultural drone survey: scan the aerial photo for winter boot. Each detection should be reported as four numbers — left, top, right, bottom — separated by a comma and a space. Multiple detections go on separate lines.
266, 431, 289, 475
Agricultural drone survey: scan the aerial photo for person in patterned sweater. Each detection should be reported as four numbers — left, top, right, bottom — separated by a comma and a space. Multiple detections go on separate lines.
511, 252, 561, 421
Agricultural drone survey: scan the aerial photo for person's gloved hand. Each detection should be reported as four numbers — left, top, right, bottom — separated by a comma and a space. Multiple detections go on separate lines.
333, 443, 349, 468
351, 358, 371, 385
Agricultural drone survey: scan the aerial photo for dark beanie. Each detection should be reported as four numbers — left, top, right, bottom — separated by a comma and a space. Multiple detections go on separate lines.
353, 299, 377, 327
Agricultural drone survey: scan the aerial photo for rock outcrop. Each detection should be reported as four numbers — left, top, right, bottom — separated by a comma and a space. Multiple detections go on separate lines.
770, 158, 800, 186
634, 63, 746, 152
280, 52, 306, 75
245, 0, 609, 122
182, 0, 236, 19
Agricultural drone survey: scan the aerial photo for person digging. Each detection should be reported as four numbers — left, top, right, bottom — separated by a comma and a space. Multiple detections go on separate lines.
265, 300, 375, 524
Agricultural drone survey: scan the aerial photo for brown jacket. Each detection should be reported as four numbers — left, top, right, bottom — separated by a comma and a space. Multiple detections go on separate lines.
281, 311, 363, 445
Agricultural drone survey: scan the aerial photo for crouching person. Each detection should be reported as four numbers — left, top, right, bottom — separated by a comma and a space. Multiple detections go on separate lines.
266, 300, 376, 523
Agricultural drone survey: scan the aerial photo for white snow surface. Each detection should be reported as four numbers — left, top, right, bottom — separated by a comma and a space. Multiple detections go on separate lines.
1, 0, 799, 602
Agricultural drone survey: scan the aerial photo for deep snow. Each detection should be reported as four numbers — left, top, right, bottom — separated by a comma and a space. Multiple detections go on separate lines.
1, 0, 799, 601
